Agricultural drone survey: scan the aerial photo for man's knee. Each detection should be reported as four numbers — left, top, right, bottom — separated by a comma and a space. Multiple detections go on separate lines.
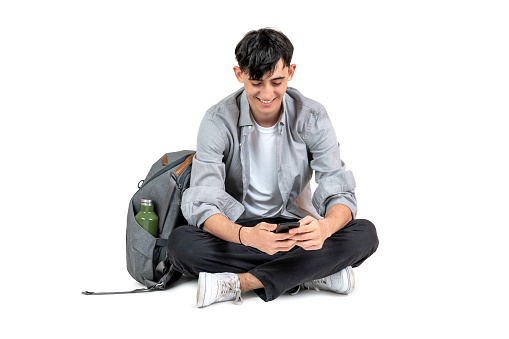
167, 226, 200, 265
356, 219, 378, 243
336, 218, 379, 256
349, 219, 379, 264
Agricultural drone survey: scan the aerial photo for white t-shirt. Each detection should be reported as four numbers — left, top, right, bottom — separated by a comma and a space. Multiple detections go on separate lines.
240, 118, 284, 221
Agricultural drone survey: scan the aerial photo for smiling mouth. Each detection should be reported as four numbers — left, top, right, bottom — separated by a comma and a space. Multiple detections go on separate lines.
257, 97, 276, 104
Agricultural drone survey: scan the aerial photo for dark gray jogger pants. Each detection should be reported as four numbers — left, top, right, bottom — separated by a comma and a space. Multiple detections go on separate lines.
167, 218, 379, 301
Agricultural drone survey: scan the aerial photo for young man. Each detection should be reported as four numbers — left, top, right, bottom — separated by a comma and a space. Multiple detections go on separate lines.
167, 28, 378, 307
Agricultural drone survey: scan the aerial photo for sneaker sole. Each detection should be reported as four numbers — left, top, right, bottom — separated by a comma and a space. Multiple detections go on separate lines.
197, 272, 208, 308
343, 266, 355, 294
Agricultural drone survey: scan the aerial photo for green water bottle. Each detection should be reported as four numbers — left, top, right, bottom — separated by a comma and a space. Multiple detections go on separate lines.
135, 199, 158, 237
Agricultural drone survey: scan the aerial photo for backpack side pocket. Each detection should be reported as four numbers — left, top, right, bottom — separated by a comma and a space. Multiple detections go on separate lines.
126, 200, 156, 285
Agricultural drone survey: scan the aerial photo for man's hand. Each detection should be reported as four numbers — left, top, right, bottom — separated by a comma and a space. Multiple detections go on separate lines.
289, 204, 353, 250
243, 222, 297, 255
288, 216, 332, 250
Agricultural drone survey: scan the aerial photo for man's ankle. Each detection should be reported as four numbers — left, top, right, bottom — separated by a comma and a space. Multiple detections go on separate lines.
237, 273, 263, 293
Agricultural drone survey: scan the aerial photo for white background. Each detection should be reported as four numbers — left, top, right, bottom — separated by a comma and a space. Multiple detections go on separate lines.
1, 1, 508, 338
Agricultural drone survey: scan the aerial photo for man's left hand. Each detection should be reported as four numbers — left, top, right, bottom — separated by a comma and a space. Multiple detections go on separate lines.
288, 216, 332, 250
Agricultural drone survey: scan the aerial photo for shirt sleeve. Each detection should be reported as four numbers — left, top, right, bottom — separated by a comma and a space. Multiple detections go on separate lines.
305, 106, 357, 218
181, 112, 245, 227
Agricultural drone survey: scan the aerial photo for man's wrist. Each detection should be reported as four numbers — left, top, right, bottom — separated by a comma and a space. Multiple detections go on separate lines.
238, 226, 244, 245
320, 218, 335, 238
323, 204, 353, 235
239, 226, 251, 246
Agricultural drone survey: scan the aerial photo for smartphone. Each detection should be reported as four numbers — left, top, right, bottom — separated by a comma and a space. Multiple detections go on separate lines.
273, 222, 300, 233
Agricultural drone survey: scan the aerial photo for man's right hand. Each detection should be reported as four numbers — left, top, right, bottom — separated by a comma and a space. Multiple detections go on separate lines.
242, 222, 297, 255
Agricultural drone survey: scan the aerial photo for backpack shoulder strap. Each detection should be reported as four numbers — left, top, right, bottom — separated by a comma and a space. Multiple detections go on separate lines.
157, 152, 195, 234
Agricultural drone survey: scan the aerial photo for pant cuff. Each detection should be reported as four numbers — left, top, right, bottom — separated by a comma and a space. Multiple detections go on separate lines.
248, 269, 275, 302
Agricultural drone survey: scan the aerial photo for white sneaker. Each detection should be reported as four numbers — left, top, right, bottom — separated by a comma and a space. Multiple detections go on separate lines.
197, 272, 243, 308
290, 266, 355, 295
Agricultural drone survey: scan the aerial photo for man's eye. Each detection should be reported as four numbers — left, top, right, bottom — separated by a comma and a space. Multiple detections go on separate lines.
272, 82, 282, 86
252, 83, 262, 87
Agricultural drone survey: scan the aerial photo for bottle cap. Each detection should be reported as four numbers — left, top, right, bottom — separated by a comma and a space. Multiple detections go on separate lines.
141, 199, 153, 206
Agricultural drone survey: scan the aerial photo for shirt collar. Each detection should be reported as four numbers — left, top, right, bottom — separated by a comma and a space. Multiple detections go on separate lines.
238, 90, 253, 127
238, 89, 288, 129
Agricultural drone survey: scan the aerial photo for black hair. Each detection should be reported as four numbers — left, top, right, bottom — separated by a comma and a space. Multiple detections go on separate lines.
235, 28, 294, 80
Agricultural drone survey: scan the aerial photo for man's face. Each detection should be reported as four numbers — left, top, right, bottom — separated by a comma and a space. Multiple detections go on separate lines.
234, 59, 296, 127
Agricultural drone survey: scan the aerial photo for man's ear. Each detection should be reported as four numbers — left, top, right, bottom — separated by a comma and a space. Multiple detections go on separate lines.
233, 66, 244, 83
287, 64, 296, 81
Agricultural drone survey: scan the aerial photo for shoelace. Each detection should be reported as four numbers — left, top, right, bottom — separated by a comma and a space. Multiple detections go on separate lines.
289, 278, 326, 296
288, 285, 301, 296
309, 278, 326, 291
219, 279, 243, 305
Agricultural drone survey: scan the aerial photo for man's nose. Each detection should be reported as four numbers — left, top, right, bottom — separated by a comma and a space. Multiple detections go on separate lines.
260, 83, 274, 97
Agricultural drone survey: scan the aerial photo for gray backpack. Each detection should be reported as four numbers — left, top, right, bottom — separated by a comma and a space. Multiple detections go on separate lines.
83, 150, 195, 295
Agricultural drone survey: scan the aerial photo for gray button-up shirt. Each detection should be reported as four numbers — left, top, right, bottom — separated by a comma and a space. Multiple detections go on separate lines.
181, 87, 357, 227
